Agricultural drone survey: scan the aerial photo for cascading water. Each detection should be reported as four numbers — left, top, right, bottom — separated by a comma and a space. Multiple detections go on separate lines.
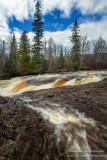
27, 99, 95, 160
21, 94, 106, 160
0, 71, 107, 159
0, 71, 107, 96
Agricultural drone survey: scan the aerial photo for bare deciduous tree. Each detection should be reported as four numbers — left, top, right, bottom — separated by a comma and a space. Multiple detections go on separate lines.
81, 36, 91, 67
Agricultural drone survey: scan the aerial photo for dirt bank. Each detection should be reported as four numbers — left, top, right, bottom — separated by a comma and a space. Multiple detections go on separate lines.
0, 79, 107, 160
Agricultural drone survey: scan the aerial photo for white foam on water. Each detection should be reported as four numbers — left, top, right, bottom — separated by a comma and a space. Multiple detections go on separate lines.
64, 75, 102, 86
31, 104, 95, 160
0, 71, 106, 96
33, 106, 96, 126
55, 125, 91, 160
0, 71, 106, 159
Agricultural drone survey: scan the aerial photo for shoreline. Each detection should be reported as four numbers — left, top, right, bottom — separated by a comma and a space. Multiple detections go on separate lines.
0, 69, 107, 80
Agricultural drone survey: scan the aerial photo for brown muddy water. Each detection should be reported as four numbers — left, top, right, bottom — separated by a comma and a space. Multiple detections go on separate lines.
0, 71, 107, 96
0, 71, 107, 160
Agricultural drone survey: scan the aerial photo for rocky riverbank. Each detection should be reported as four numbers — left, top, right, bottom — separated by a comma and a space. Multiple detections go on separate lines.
0, 78, 107, 160
32, 78, 107, 125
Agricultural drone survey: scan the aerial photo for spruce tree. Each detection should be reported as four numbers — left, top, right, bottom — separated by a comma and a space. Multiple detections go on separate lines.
71, 20, 81, 69
58, 45, 65, 69
18, 31, 31, 72
19, 31, 30, 54
9, 34, 18, 74
0, 40, 5, 74
32, 1, 44, 71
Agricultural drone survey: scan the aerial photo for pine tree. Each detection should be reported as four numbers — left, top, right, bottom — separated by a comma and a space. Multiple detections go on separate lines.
58, 45, 65, 69
4, 34, 17, 75
71, 20, 81, 69
0, 40, 6, 74
32, 1, 44, 71
9, 34, 18, 74
18, 31, 31, 72
20, 31, 30, 54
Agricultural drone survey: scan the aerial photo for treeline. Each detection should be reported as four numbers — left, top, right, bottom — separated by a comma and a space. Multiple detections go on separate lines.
0, 1, 107, 77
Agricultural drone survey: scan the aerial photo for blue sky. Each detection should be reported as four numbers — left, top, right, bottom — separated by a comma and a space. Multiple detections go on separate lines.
8, 7, 102, 32
0, 0, 107, 47
9, 8, 82, 32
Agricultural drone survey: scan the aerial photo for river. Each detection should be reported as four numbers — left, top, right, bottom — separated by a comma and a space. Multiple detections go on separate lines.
0, 70, 107, 160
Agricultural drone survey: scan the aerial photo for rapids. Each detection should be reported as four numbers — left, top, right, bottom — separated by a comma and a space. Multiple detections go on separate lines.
9, 94, 106, 160
0, 71, 107, 159
0, 71, 107, 97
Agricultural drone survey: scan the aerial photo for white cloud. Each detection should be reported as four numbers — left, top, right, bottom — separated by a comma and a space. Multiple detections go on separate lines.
0, 24, 10, 40
80, 16, 107, 41
0, 0, 36, 40
0, 0, 36, 27
13, 28, 23, 42
77, 0, 107, 15
43, 16, 107, 48
27, 32, 35, 43
41, 0, 75, 17
1, 16, 107, 49
52, 23, 63, 31
44, 30, 71, 47
41, 0, 107, 17
0, 26, 22, 41
0, 0, 106, 26
0, 0, 107, 48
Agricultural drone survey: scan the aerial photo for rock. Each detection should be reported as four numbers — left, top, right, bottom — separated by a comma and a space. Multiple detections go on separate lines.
0, 156, 6, 160
0, 140, 14, 156
0, 79, 107, 159
0, 100, 66, 160
0, 96, 7, 105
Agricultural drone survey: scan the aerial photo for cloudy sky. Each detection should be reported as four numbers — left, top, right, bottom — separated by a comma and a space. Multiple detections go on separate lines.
0, 0, 107, 47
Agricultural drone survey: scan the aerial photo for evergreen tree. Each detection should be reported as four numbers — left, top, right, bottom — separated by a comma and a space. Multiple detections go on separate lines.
9, 34, 18, 74
58, 45, 65, 69
0, 40, 6, 74
18, 31, 31, 72
71, 20, 81, 69
32, 1, 44, 71
20, 31, 30, 54
4, 34, 17, 75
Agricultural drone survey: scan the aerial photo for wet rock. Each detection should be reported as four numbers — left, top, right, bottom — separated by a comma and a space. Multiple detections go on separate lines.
0, 139, 14, 156
0, 96, 7, 104
32, 78, 107, 123
0, 156, 6, 160
0, 79, 107, 159
0, 97, 66, 160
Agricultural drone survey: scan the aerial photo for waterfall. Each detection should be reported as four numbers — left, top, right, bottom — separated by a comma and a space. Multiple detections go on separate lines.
27, 100, 96, 160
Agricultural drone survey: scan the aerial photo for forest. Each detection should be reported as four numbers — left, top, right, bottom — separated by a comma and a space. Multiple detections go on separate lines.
0, 1, 107, 77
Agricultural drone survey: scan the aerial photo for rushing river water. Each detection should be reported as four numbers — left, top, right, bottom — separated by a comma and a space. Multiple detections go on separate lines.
0, 71, 107, 97
0, 71, 107, 160
31, 101, 95, 160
